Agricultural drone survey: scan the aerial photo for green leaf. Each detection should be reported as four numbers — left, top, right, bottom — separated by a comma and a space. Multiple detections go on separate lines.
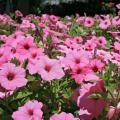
22, 59, 28, 69
10, 57, 19, 66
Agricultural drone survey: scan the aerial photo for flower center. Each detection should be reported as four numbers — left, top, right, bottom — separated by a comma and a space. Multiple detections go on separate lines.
75, 59, 80, 64
44, 65, 51, 72
32, 53, 37, 58
87, 20, 91, 24
76, 69, 82, 74
0, 53, 3, 57
28, 109, 33, 116
92, 66, 98, 72
24, 44, 30, 50
7, 72, 15, 81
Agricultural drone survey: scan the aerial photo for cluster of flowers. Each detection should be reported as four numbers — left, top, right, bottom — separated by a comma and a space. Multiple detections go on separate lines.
0, 3, 120, 120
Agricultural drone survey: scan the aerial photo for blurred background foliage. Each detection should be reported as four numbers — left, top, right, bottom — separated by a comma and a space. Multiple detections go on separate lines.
0, 0, 119, 16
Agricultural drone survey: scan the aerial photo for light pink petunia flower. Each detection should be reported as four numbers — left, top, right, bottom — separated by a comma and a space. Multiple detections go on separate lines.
50, 112, 80, 120
77, 80, 106, 120
0, 63, 27, 90
37, 56, 65, 81
12, 100, 43, 120
84, 17, 94, 27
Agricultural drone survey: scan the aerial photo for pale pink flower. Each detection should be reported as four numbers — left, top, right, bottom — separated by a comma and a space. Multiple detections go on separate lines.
64, 49, 89, 69
90, 59, 105, 72
12, 100, 43, 120
56, 21, 67, 30
107, 106, 116, 120
84, 17, 94, 27
96, 36, 107, 48
16, 36, 36, 58
84, 40, 96, 51
77, 80, 106, 120
50, 112, 80, 120
78, 109, 91, 116
112, 16, 120, 26
37, 56, 64, 81
71, 65, 99, 83
99, 19, 111, 29
114, 42, 120, 52
73, 36, 83, 43
0, 63, 27, 90
0, 84, 13, 98
0, 47, 10, 66
64, 38, 80, 49
116, 4, 120, 9
107, 102, 120, 120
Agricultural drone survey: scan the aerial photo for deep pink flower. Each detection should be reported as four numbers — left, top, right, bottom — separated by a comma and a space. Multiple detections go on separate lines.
37, 56, 65, 81
0, 63, 27, 90
50, 112, 80, 120
49, 15, 58, 23
12, 100, 43, 120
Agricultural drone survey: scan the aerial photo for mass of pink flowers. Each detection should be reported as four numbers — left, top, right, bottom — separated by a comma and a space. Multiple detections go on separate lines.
0, 4, 120, 120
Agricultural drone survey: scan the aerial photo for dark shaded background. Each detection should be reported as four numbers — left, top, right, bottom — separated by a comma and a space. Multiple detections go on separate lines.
0, 0, 119, 16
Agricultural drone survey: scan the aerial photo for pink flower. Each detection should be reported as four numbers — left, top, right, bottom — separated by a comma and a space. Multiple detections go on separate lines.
0, 47, 10, 66
56, 21, 67, 30
0, 63, 27, 90
77, 80, 106, 120
64, 38, 80, 49
50, 112, 80, 120
78, 109, 91, 116
71, 65, 99, 83
99, 19, 111, 29
73, 36, 83, 43
15, 10, 23, 17
110, 31, 120, 41
112, 16, 120, 26
107, 103, 120, 120
0, 84, 13, 98
107, 106, 116, 120
90, 59, 105, 72
84, 17, 94, 27
64, 49, 89, 69
96, 36, 107, 48
12, 100, 43, 120
116, 4, 120, 9
114, 42, 120, 52
84, 40, 96, 51
37, 56, 64, 81
16, 36, 36, 59
49, 15, 58, 23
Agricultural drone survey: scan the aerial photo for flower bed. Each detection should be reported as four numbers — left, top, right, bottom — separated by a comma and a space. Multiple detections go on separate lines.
0, 4, 120, 120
